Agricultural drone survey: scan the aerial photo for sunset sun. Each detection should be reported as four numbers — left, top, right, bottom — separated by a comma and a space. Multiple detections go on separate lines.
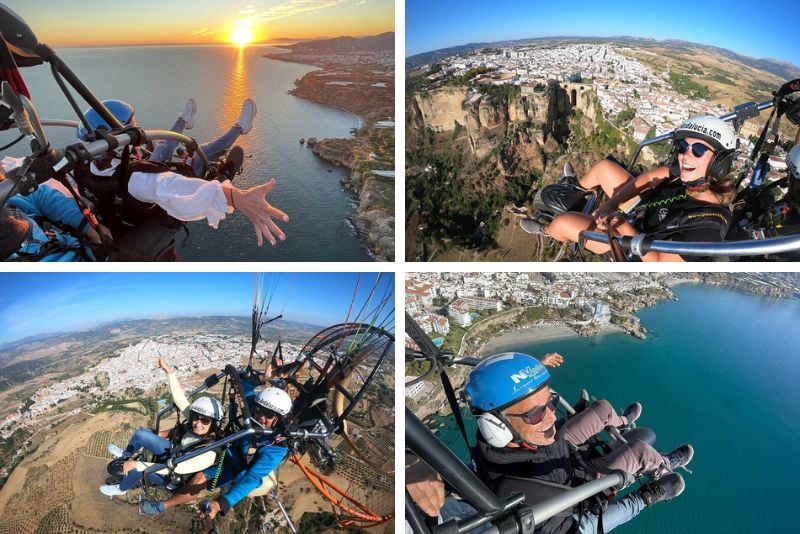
230, 25, 254, 47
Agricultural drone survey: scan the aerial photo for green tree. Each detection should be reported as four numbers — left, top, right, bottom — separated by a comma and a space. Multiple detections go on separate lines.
616, 107, 636, 126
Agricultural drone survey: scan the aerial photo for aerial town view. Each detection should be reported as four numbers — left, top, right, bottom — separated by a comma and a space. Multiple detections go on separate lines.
405, 271, 800, 533
406, 0, 800, 262
0, 272, 395, 533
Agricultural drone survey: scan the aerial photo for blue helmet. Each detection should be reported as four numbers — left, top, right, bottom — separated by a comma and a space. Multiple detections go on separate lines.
464, 352, 550, 412
76, 99, 136, 140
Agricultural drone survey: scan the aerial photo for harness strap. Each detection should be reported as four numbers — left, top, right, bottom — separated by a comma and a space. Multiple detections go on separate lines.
441, 369, 474, 462
605, 223, 627, 262
116, 145, 130, 196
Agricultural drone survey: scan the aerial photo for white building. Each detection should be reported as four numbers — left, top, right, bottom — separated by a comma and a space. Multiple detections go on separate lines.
448, 303, 472, 326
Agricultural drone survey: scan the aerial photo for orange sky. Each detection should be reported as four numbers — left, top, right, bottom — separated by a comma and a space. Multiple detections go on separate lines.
3, 0, 394, 47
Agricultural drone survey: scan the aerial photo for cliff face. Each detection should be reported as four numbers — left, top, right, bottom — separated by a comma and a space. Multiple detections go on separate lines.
309, 142, 354, 168
411, 87, 470, 131
409, 83, 573, 161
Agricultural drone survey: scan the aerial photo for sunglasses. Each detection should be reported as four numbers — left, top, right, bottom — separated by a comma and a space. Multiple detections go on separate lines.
190, 413, 213, 425
254, 405, 279, 419
676, 139, 714, 158
504, 392, 559, 425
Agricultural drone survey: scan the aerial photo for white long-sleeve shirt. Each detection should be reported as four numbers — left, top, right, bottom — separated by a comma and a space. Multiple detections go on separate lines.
91, 159, 233, 228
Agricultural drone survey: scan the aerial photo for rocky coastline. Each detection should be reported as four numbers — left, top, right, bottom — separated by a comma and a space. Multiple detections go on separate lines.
307, 139, 395, 261
407, 284, 675, 420
265, 35, 395, 260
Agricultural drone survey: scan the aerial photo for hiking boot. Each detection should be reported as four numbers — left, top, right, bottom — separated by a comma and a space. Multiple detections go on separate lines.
99, 484, 127, 497
520, 218, 546, 235
179, 97, 197, 130
665, 443, 694, 470
107, 443, 125, 459
622, 402, 642, 426
219, 145, 245, 182
236, 98, 257, 134
638, 473, 685, 506
139, 500, 165, 516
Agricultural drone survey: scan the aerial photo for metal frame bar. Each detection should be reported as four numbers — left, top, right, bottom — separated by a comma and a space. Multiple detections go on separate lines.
579, 230, 800, 258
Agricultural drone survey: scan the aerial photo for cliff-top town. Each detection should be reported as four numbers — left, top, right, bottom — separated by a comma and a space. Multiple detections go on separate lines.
416, 42, 770, 150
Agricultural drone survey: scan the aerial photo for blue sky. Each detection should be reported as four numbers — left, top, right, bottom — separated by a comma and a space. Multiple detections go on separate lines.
0, 272, 394, 344
406, 0, 800, 68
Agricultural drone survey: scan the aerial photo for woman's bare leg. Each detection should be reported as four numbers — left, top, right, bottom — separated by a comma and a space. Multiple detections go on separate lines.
163, 471, 207, 510
546, 213, 610, 254
580, 159, 633, 193
547, 212, 640, 256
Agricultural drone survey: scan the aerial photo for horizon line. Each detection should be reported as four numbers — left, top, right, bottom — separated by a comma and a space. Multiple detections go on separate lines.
45, 30, 396, 50
407, 34, 800, 69
0, 314, 332, 347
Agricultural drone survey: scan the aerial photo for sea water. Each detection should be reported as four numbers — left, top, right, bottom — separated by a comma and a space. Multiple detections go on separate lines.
1, 45, 371, 261
431, 282, 800, 533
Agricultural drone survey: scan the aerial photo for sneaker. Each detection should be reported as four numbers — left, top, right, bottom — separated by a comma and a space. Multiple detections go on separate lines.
99, 484, 127, 497
107, 443, 125, 459
560, 162, 581, 187
563, 162, 577, 179
520, 218, 546, 235
139, 500, 165, 516
179, 97, 197, 130
572, 388, 590, 413
665, 443, 694, 471
638, 473, 685, 506
622, 402, 642, 426
219, 145, 245, 182
236, 98, 257, 134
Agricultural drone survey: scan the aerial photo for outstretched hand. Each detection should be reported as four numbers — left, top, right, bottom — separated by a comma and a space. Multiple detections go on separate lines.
231, 179, 289, 247
540, 352, 564, 368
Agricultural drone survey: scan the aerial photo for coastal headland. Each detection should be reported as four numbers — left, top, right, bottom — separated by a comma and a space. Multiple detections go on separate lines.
266, 33, 395, 260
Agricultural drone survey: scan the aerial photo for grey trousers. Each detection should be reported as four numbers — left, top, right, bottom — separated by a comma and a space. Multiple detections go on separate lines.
560, 399, 667, 476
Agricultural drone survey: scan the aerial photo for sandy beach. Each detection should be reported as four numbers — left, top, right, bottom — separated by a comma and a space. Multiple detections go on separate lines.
479, 325, 579, 355
479, 323, 628, 356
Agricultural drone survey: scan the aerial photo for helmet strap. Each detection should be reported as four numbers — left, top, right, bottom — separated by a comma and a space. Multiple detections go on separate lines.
686, 182, 711, 195
683, 176, 710, 189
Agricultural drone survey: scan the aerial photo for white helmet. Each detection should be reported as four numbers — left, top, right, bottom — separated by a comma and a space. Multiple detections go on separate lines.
674, 115, 736, 152
189, 396, 224, 421
255, 387, 292, 417
788, 144, 800, 181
